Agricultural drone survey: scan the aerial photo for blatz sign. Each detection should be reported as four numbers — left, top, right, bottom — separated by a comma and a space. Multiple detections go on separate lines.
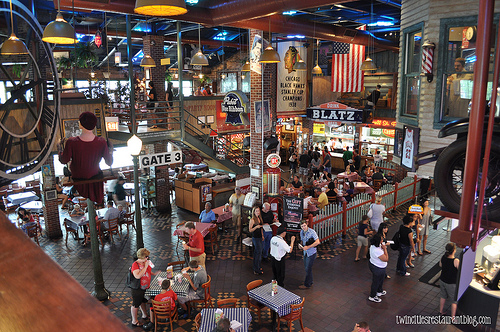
306, 101, 365, 123
221, 90, 248, 125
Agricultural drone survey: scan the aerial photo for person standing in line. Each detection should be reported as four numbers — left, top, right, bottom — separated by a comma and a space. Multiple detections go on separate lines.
368, 196, 386, 234
355, 215, 374, 262
183, 221, 206, 270
147, 81, 158, 129
298, 150, 311, 184
352, 149, 362, 173
322, 146, 331, 174
249, 206, 265, 275
417, 199, 433, 255
396, 215, 415, 276
261, 203, 275, 260
298, 220, 320, 289
342, 146, 353, 169
228, 187, 245, 237
310, 151, 321, 179
270, 226, 296, 287
439, 242, 460, 318
368, 233, 388, 303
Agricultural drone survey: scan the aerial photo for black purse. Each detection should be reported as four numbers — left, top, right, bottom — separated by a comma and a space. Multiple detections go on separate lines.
126, 267, 141, 290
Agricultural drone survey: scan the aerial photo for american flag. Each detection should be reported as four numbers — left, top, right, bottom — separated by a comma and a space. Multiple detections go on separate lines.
331, 25, 366, 93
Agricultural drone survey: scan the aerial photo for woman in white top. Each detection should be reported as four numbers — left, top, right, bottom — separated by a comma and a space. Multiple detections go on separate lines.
417, 199, 432, 254
368, 233, 388, 303
369, 196, 386, 233
228, 187, 245, 236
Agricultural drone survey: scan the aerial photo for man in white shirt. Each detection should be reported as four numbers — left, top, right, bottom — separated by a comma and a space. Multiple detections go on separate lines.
270, 226, 295, 287
102, 201, 120, 230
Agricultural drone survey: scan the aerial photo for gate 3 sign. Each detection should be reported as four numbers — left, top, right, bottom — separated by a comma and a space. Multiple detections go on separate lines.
139, 151, 182, 168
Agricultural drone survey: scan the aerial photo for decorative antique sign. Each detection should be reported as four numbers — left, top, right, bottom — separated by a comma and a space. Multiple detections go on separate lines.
221, 90, 248, 125
94, 30, 102, 48
307, 101, 363, 123
266, 153, 281, 168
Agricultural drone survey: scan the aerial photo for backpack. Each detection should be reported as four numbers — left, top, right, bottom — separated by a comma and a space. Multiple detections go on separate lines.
390, 231, 400, 250
126, 267, 141, 289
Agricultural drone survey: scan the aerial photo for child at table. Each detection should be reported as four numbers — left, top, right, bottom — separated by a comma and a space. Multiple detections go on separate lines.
143, 279, 178, 330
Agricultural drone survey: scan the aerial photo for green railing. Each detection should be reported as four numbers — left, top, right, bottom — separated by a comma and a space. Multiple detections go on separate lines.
109, 100, 182, 131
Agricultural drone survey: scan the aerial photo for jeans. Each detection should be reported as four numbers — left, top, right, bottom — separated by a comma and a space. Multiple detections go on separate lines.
369, 262, 386, 297
252, 238, 263, 273
304, 253, 316, 287
262, 231, 273, 258
397, 244, 410, 275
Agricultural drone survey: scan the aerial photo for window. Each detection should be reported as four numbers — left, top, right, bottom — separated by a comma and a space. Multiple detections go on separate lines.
171, 80, 192, 97
435, 16, 499, 125
400, 23, 423, 123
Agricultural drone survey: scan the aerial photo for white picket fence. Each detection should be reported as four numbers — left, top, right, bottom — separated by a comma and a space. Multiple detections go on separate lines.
312, 176, 422, 242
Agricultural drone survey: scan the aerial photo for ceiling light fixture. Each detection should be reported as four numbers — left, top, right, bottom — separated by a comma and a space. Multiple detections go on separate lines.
43, 0, 78, 44
191, 24, 208, 66
361, 1, 377, 71
294, 59, 307, 71
312, 22, 322, 75
140, 54, 156, 67
134, 0, 187, 16
1, 0, 28, 55
259, 18, 280, 63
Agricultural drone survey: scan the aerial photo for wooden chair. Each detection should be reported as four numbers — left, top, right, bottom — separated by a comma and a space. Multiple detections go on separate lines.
217, 298, 238, 308
106, 217, 121, 244
187, 274, 213, 315
151, 299, 178, 332
246, 279, 269, 324
327, 195, 337, 204
32, 213, 42, 235
277, 297, 305, 332
120, 211, 136, 236
167, 260, 186, 272
194, 312, 201, 331
204, 225, 218, 255
26, 223, 40, 245
63, 220, 78, 246
373, 179, 384, 192
2, 197, 17, 212
85, 219, 104, 246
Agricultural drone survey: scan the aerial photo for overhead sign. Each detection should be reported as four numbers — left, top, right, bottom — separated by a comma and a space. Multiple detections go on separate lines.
266, 153, 281, 168
307, 101, 364, 123
139, 151, 182, 168
221, 90, 248, 125
105, 117, 119, 131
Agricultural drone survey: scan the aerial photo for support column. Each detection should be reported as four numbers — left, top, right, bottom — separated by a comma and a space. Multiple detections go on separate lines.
41, 155, 62, 239
154, 141, 171, 214
143, 34, 167, 101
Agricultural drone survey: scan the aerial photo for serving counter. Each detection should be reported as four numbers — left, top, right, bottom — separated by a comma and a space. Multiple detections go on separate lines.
175, 178, 212, 214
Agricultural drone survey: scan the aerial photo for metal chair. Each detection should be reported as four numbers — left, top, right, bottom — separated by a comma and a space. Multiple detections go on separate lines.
277, 297, 305, 332
217, 298, 238, 308
246, 279, 269, 324
151, 299, 178, 332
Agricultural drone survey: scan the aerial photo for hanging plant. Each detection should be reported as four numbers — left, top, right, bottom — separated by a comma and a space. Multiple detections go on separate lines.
73, 42, 98, 69
200, 75, 212, 85
12, 64, 23, 78
57, 56, 73, 72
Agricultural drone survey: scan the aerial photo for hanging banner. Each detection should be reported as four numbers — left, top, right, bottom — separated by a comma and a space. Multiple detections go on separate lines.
401, 125, 420, 171
283, 196, 303, 231
276, 41, 307, 116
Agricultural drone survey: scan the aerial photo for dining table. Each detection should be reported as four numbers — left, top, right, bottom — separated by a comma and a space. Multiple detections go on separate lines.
199, 308, 252, 332
247, 282, 301, 330
145, 271, 194, 298
212, 205, 232, 232
337, 172, 360, 182
354, 181, 375, 195
7, 191, 38, 206
20, 200, 44, 214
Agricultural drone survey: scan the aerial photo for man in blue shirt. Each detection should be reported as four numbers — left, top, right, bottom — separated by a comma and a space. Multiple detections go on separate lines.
299, 220, 320, 289
199, 202, 216, 223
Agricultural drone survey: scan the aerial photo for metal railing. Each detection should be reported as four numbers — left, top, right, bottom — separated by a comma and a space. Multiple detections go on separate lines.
108, 100, 182, 131
311, 175, 422, 242
183, 109, 250, 167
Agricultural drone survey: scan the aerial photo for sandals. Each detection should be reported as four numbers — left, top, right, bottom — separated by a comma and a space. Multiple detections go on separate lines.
130, 322, 141, 328
423, 250, 432, 254
417, 252, 423, 256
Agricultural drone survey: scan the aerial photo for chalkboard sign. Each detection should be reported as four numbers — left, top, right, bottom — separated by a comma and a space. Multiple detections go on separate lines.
283, 196, 303, 232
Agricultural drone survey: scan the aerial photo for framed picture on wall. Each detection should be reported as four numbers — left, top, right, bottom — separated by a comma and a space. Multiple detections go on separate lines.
46, 190, 57, 201
197, 116, 206, 125
206, 115, 215, 124
63, 119, 82, 138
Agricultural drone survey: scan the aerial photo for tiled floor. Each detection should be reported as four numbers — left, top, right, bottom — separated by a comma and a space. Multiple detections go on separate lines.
28, 197, 483, 332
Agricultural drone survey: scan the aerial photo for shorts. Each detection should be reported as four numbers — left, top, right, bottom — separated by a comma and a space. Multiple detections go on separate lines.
131, 288, 148, 308
299, 167, 309, 175
178, 288, 201, 304
357, 235, 368, 247
439, 280, 457, 303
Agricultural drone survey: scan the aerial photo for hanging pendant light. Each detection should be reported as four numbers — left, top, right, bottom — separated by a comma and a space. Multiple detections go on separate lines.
242, 61, 250, 71
259, 18, 280, 63
362, 1, 377, 71
191, 24, 208, 66
43, 0, 77, 44
134, 0, 187, 16
294, 59, 307, 71
1, 0, 28, 55
312, 39, 322, 75
140, 54, 156, 67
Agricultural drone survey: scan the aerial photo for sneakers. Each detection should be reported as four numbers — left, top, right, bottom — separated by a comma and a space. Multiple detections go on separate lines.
404, 272, 411, 276
368, 296, 382, 303
376, 290, 387, 297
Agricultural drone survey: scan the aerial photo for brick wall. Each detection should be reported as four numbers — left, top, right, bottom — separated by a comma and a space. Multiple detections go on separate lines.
249, 29, 278, 196
153, 141, 171, 213
42, 155, 62, 238
143, 35, 166, 102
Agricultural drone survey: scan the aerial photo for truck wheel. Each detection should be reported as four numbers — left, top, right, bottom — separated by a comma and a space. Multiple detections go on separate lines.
434, 138, 500, 216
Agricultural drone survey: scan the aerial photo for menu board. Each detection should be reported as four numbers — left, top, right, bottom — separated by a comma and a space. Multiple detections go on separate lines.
283, 196, 303, 232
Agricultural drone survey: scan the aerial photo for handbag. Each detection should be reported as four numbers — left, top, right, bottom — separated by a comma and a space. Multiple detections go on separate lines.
367, 204, 373, 218
126, 267, 141, 290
